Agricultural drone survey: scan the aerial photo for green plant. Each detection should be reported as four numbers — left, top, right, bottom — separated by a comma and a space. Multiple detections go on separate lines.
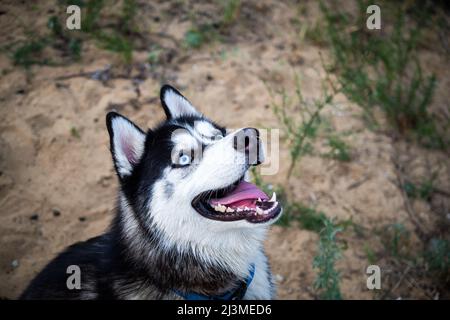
268, 77, 333, 179
220, 0, 241, 27
147, 47, 162, 65
183, 0, 240, 49
47, 15, 64, 38
84, 0, 135, 63
70, 127, 81, 139
275, 201, 327, 230
364, 243, 377, 265
184, 29, 205, 49
320, 0, 446, 149
424, 238, 450, 276
47, 15, 83, 60
403, 176, 436, 201
323, 135, 351, 162
95, 32, 133, 63
381, 223, 410, 258
184, 25, 220, 49
304, 21, 327, 46
336, 217, 364, 237
68, 38, 83, 60
313, 217, 343, 300
293, 203, 327, 232
120, 0, 137, 34
12, 39, 49, 68
8, 0, 155, 69
82, 0, 105, 33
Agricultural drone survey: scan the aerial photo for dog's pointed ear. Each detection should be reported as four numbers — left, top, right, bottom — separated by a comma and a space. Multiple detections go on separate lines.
160, 85, 201, 119
106, 112, 146, 179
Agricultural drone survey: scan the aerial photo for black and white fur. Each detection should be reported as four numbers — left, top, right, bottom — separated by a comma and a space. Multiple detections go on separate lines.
21, 85, 279, 300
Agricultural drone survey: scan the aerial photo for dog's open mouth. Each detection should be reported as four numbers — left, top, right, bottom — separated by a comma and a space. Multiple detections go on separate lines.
192, 177, 282, 223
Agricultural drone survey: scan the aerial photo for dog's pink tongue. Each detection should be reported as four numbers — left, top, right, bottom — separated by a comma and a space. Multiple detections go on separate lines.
210, 181, 268, 206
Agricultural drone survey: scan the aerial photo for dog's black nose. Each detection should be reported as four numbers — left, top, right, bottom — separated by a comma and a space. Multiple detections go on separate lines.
233, 128, 263, 166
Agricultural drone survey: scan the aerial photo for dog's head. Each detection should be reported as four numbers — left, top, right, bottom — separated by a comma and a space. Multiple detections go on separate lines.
106, 85, 282, 252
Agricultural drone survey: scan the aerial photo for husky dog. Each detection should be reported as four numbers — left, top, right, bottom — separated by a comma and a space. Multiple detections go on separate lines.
21, 85, 282, 300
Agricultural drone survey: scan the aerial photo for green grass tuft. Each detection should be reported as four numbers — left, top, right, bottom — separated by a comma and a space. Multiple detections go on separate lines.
70, 127, 81, 139
323, 135, 351, 162
381, 223, 410, 258
82, 0, 105, 33
95, 32, 133, 63
12, 39, 49, 68
221, 0, 241, 27
313, 217, 343, 300
425, 238, 450, 276
402, 177, 436, 201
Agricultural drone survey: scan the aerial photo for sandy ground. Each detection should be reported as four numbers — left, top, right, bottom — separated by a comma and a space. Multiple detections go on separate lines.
0, 0, 449, 299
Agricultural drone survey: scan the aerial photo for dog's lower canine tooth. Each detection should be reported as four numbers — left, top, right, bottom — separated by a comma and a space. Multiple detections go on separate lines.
256, 207, 264, 215
270, 192, 276, 202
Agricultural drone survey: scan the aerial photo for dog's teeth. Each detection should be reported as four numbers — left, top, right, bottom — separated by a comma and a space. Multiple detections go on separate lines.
256, 207, 264, 215
214, 205, 221, 211
226, 207, 234, 213
218, 205, 227, 213
270, 192, 277, 202
236, 208, 243, 212
258, 198, 262, 202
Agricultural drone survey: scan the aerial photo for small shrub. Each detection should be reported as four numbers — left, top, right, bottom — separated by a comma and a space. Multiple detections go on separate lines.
267, 76, 334, 179
313, 217, 343, 300
320, 0, 446, 149
293, 203, 327, 232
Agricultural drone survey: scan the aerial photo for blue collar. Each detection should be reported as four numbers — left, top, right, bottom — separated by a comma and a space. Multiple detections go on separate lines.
174, 263, 255, 300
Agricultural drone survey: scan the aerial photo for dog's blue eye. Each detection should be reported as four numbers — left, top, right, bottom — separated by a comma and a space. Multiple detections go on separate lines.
179, 154, 191, 166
